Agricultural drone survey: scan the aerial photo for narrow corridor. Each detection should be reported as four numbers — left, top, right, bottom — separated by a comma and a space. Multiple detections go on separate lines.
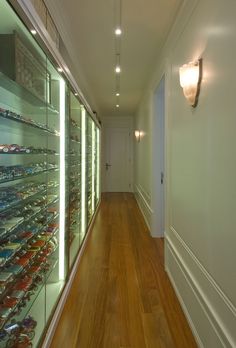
50, 193, 197, 348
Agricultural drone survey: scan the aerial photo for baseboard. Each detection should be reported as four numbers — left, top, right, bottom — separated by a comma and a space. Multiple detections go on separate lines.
134, 185, 152, 229
165, 229, 236, 348
166, 261, 204, 348
41, 201, 101, 348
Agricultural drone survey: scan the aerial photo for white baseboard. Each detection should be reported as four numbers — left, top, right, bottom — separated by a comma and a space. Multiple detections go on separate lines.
134, 185, 152, 229
165, 228, 236, 348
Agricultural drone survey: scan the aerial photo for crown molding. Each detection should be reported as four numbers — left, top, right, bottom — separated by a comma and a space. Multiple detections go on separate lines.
44, 0, 100, 117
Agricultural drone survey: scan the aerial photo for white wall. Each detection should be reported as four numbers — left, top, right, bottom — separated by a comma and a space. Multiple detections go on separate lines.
134, 0, 236, 346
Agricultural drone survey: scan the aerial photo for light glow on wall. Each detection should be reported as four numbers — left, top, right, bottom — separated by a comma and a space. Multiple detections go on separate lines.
135, 130, 141, 142
115, 65, 121, 73
115, 28, 122, 35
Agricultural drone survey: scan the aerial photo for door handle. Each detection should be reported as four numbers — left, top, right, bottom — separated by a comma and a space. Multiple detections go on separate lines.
161, 172, 164, 184
105, 163, 112, 170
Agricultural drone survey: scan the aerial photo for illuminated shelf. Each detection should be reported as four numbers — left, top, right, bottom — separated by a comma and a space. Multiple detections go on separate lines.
0, 72, 59, 114
0, 257, 59, 334
0, 151, 59, 156
0, 112, 59, 136
0, 183, 59, 215
0, 168, 58, 185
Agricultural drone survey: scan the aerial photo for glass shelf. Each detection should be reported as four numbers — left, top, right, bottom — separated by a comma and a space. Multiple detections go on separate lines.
0, 152, 59, 156
0, 213, 59, 278
0, 182, 59, 215
70, 139, 81, 144
0, 168, 58, 185
0, 255, 59, 334
0, 196, 59, 240
0, 112, 59, 137
0, 72, 59, 115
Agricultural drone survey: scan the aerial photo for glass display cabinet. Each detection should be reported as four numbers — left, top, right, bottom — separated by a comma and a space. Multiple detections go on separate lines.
0, 1, 101, 347
86, 115, 93, 225
68, 92, 82, 267
95, 127, 101, 208
85, 115, 98, 226
0, 2, 69, 346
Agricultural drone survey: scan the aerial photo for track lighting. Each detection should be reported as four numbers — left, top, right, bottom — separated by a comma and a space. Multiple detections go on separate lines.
114, 1, 122, 103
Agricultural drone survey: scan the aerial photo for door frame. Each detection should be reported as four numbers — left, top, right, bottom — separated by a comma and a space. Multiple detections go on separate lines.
151, 75, 166, 237
101, 116, 134, 193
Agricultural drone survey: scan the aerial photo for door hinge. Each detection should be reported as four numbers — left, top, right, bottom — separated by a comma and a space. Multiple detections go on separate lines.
161, 172, 164, 184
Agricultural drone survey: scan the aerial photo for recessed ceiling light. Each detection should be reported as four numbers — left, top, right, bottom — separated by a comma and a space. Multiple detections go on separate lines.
31, 29, 37, 35
116, 104, 120, 108
116, 93, 120, 96
115, 66, 121, 73
57, 67, 63, 72
115, 28, 122, 36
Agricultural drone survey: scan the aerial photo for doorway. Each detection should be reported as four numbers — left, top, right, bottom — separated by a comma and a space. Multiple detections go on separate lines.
103, 127, 132, 192
151, 76, 165, 237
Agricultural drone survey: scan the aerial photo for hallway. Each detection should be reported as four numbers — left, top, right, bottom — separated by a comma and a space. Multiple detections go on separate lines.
50, 193, 197, 348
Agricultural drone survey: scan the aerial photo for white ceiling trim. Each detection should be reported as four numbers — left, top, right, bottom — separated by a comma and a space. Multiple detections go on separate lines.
44, 0, 100, 115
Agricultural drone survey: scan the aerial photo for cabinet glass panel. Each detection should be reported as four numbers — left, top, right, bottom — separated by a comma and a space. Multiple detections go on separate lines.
0, 1, 68, 347
86, 115, 93, 225
43, 59, 69, 329
80, 106, 87, 241
69, 93, 82, 268
95, 127, 100, 207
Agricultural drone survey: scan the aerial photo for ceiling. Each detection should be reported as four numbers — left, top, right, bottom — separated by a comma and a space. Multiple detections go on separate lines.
45, 0, 183, 117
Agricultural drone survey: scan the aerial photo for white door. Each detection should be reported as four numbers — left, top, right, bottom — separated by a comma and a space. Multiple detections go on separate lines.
104, 127, 131, 192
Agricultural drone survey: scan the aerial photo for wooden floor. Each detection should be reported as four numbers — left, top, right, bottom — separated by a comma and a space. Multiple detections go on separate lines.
49, 193, 197, 348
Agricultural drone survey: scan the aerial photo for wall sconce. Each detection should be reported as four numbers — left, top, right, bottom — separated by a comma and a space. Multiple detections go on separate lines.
135, 130, 141, 142
179, 59, 202, 107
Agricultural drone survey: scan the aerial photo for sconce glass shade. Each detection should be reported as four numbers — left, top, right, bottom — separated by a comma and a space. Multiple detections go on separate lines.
179, 60, 201, 107
135, 130, 141, 142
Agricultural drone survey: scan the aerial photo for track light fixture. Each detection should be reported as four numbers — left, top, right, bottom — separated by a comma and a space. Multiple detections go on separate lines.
114, 0, 122, 108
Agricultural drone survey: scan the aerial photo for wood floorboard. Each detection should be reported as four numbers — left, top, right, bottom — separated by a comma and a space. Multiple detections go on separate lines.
49, 193, 197, 348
